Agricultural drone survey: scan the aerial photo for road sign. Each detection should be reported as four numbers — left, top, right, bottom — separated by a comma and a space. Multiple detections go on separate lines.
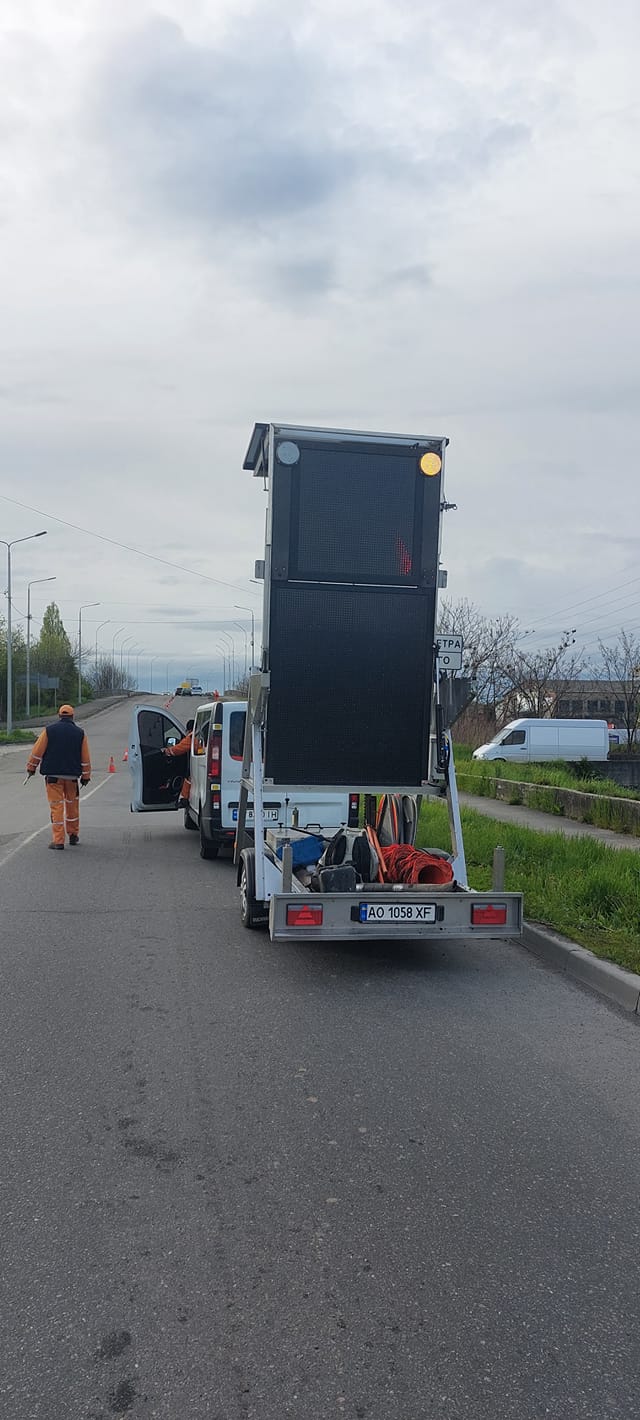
436, 636, 464, 670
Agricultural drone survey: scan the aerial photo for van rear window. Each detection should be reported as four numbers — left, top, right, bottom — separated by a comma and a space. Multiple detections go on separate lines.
229, 711, 246, 760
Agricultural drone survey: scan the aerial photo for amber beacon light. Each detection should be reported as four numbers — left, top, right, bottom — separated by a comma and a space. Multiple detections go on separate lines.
419, 451, 442, 476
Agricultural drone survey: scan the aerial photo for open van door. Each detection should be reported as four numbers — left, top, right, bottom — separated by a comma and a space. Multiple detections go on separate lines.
129, 705, 188, 812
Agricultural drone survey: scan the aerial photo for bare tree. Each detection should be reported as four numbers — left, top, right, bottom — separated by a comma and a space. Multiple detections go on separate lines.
438, 598, 519, 718
499, 631, 586, 723
597, 629, 640, 750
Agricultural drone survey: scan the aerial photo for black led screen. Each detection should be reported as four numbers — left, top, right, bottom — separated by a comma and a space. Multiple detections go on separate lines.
263, 430, 446, 788
293, 447, 417, 583
264, 584, 436, 786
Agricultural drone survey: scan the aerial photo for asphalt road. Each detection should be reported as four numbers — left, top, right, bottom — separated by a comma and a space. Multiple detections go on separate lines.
1, 699, 639, 1419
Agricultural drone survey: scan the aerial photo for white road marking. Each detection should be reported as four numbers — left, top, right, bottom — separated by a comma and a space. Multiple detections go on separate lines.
0, 776, 113, 870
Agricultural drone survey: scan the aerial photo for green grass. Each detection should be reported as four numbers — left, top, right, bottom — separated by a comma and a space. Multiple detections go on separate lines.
454, 745, 639, 800
0, 729, 37, 744
417, 800, 640, 976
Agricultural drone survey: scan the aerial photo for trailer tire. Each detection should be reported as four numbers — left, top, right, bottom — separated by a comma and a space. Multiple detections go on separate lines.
239, 851, 268, 930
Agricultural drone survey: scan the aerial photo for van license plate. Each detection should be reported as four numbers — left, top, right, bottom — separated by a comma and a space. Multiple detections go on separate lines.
232, 808, 279, 822
359, 903, 437, 924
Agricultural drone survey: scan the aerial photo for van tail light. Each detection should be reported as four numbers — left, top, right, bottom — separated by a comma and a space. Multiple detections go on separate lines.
286, 904, 323, 927
348, 794, 360, 828
208, 729, 222, 779
471, 903, 507, 927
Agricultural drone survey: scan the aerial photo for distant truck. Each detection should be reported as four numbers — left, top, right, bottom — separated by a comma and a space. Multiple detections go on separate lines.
473, 718, 611, 763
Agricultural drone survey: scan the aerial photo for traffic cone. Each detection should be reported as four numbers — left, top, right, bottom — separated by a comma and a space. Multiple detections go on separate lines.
122, 747, 128, 762
108, 756, 116, 774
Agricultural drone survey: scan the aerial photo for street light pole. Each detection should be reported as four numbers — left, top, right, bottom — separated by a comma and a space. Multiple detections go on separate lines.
1, 531, 47, 734
111, 628, 125, 691
149, 656, 159, 694
216, 644, 228, 693
120, 637, 134, 684
78, 602, 100, 707
234, 604, 256, 672
220, 632, 234, 686
95, 620, 110, 680
234, 623, 249, 678
26, 575, 56, 717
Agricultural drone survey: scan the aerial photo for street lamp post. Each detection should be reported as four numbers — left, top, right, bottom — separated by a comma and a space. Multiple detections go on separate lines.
111, 628, 125, 691
149, 656, 159, 694
120, 637, 134, 684
216, 644, 228, 693
234, 623, 249, 679
26, 575, 56, 717
78, 602, 100, 707
1, 531, 47, 734
95, 620, 110, 679
220, 632, 234, 686
234, 604, 256, 672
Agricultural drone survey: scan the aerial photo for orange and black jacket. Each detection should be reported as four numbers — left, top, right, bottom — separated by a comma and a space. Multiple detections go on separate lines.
27, 720, 92, 779
164, 732, 193, 758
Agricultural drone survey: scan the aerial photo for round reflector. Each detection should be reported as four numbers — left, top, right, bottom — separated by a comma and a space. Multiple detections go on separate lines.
420, 452, 442, 477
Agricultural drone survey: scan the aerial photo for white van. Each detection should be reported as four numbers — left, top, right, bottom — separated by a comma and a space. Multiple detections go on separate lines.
129, 701, 359, 859
473, 718, 610, 763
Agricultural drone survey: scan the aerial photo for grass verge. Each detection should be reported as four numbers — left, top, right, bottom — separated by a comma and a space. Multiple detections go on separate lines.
0, 729, 37, 744
417, 800, 640, 976
454, 745, 638, 800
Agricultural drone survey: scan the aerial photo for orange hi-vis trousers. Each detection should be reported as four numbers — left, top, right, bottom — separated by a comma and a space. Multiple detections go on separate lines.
46, 779, 80, 845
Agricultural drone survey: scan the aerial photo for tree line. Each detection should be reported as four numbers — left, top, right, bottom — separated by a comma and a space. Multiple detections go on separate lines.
438, 599, 640, 750
0, 601, 134, 719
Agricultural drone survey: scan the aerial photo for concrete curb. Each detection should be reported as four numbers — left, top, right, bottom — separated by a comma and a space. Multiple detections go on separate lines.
521, 921, 640, 1014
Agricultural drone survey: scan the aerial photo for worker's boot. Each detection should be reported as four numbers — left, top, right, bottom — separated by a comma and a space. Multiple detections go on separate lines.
48, 842, 64, 850
69, 834, 80, 846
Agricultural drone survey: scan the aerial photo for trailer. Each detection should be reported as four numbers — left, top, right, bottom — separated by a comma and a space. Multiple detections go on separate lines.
234, 422, 522, 945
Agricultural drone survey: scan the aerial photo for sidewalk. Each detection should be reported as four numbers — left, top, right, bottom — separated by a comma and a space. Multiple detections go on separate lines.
459, 792, 640, 853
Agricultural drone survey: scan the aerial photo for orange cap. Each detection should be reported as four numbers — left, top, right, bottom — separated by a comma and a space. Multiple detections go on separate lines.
58, 704, 75, 717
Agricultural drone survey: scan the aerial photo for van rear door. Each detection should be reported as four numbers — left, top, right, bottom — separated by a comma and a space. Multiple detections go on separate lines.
129, 705, 188, 812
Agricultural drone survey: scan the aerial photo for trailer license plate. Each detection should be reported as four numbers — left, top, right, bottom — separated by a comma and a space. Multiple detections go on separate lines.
359, 903, 437, 924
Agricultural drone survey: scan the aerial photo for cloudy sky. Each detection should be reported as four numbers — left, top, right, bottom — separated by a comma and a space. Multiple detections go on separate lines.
1, 0, 639, 689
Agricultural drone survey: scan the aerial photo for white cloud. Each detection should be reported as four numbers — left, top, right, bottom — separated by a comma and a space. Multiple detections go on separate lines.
0, 0, 639, 684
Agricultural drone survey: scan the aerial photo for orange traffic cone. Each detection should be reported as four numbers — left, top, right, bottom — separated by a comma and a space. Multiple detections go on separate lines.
122, 747, 128, 762
108, 756, 116, 774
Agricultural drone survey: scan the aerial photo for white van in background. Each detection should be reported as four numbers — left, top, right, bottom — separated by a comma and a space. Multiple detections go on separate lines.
128, 701, 359, 860
473, 718, 611, 763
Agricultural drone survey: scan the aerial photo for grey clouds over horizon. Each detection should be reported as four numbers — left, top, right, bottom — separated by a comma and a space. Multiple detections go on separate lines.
1, 0, 639, 682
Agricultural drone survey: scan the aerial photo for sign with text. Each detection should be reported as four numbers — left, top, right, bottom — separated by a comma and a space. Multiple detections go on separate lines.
436, 636, 464, 670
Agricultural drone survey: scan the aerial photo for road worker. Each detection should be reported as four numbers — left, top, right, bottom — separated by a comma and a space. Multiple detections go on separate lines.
162, 719, 194, 807
26, 704, 91, 850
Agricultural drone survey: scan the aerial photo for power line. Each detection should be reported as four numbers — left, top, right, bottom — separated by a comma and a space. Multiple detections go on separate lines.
0, 493, 260, 598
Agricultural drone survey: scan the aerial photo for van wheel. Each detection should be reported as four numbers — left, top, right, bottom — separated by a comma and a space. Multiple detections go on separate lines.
240, 853, 265, 929
199, 812, 219, 860
184, 806, 197, 831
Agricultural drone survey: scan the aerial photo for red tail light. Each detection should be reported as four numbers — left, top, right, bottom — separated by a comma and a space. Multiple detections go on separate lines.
348, 794, 360, 828
208, 729, 222, 779
472, 903, 507, 926
286, 904, 323, 927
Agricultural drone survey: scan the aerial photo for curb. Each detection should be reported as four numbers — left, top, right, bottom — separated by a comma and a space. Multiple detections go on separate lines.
521, 921, 640, 1015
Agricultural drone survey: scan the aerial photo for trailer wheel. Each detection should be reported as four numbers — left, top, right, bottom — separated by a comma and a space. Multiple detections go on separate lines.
239, 851, 267, 929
